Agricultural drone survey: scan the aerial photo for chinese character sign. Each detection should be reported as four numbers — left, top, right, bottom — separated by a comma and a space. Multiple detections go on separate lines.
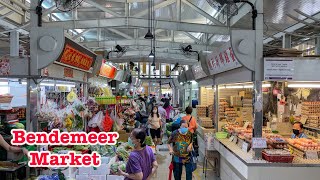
206, 41, 242, 75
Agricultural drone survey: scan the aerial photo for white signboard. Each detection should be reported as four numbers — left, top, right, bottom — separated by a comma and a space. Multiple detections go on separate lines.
264, 59, 294, 80
206, 41, 242, 75
252, 138, 267, 149
191, 62, 207, 80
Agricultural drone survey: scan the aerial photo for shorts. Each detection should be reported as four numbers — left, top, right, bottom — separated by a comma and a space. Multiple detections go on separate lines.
150, 128, 161, 139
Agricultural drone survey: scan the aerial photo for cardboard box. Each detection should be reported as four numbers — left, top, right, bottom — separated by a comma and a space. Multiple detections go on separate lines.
91, 164, 110, 175
76, 175, 89, 180
107, 175, 125, 180
89, 175, 107, 180
117, 133, 130, 142
78, 167, 92, 175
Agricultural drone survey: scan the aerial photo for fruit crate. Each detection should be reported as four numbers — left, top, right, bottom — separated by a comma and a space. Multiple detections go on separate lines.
262, 151, 294, 163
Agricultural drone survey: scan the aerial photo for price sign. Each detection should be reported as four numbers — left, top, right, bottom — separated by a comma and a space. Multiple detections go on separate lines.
232, 136, 238, 144
229, 135, 235, 142
306, 151, 319, 160
237, 139, 243, 149
252, 138, 267, 148
242, 142, 249, 152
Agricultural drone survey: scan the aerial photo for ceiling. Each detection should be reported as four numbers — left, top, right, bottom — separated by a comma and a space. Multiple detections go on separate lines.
0, 0, 320, 64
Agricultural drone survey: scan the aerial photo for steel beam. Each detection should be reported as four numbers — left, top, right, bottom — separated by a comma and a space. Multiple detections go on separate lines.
72, 29, 92, 40
52, 7, 125, 13
108, 55, 197, 65
0, 11, 14, 20
85, 0, 122, 17
134, 0, 175, 17
176, 0, 181, 22
282, 34, 291, 48
10, 30, 19, 56
80, 39, 212, 50
315, 37, 320, 55
0, 0, 24, 16
182, 0, 224, 26
43, 17, 230, 35
183, 32, 202, 44
108, 28, 133, 39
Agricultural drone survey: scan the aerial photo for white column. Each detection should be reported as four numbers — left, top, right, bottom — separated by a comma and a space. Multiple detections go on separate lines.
282, 34, 292, 48
315, 37, 320, 55
10, 31, 19, 56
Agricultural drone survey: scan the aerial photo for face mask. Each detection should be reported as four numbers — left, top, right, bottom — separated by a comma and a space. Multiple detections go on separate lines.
180, 127, 188, 134
128, 137, 135, 147
153, 110, 157, 113
293, 129, 300, 136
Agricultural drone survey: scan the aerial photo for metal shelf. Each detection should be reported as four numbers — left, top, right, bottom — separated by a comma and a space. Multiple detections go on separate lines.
304, 125, 320, 132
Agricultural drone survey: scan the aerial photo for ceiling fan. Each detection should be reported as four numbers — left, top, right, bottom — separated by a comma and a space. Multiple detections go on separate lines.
179, 44, 200, 61
106, 45, 127, 59
54, 0, 84, 12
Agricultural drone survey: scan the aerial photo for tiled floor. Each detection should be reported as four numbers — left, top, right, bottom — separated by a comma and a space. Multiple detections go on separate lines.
151, 144, 220, 180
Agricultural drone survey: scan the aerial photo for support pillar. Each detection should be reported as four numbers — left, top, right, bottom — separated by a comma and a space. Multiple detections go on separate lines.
253, 0, 264, 159
282, 34, 292, 49
315, 37, 320, 55
10, 31, 19, 57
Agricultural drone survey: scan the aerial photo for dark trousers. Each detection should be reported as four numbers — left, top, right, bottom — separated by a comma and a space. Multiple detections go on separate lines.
173, 162, 192, 180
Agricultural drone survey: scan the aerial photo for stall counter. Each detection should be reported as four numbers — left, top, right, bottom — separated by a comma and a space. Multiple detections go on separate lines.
214, 138, 320, 180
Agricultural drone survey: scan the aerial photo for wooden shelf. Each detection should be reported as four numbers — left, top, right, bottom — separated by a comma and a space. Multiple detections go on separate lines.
304, 125, 320, 132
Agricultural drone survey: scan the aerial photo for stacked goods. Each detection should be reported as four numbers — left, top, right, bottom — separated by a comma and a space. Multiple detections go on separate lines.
306, 115, 320, 128
196, 105, 207, 117
301, 101, 320, 115
264, 48, 302, 57
225, 108, 238, 121
198, 117, 213, 128
287, 138, 320, 151
208, 104, 214, 120
200, 88, 214, 106
219, 98, 228, 121
230, 96, 242, 107
239, 91, 252, 99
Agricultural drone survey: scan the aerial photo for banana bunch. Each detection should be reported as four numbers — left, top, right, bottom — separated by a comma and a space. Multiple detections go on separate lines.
64, 115, 74, 132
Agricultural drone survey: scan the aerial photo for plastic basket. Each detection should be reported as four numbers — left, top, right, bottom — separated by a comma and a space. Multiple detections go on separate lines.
262, 152, 294, 163
0, 96, 13, 104
215, 132, 228, 139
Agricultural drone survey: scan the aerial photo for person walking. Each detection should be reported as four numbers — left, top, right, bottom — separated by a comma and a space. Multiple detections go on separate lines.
148, 106, 162, 149
182, 106, 197, 134
167, 120, 193, 180
163, 99, 174, 123
158, 102, 167, 144
118, 128, 158, 180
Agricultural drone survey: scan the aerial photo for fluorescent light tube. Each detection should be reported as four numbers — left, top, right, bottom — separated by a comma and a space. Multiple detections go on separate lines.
40, 83, 54, 87
56, 84, 76, 88
288, 84, 320, 88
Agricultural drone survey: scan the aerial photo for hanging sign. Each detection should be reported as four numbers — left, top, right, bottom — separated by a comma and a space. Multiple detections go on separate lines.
99, 59, 117, 79
56, 38, 96, 72
252, 138, 267, 148
206, 41, 242, 75
264, 59, 294, 80
191, 62, 207, 80
64, 67, 74, 78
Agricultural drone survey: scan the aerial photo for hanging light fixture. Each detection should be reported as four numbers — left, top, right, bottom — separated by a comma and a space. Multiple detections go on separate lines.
149, 51, 155, 58
144, 0, 154, 39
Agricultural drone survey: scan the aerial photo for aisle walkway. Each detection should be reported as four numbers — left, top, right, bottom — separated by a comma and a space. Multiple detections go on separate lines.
151, 144, 219, 180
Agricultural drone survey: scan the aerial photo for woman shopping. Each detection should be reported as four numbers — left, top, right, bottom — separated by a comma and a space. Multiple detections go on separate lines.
148, 106, 162, 149
118, 128, 158, 180
167, 120, 193, 180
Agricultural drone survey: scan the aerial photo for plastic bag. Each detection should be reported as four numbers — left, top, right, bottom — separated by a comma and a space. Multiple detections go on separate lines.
99, 111, 113, 132
88, 111, 104, 128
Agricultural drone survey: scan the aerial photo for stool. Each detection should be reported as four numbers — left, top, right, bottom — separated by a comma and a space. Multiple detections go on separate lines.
203, 150, 220, 178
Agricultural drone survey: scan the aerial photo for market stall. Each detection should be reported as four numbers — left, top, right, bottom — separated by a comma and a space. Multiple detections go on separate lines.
202, 31, 320, 179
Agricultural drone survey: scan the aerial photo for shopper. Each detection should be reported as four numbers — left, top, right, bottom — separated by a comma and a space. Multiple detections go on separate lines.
118, 128, 158, 180
167, 120, 193, 180
148, 106, 162, 147
291, 122, 308, 138
158, 102, 167, 144
0, 134, 28, 156
182, 106, 197, 134
163, 99, 173, 123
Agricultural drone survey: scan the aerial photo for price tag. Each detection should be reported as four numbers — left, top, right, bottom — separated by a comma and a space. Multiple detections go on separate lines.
232, 136, 238, 144
306, 151, 319, 160
252, 138, 267, 148
237, 139, 243, 149
229, 135, 235, 142
242, 142, 249, 152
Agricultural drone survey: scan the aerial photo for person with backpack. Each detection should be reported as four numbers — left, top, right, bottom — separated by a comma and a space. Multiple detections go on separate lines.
167, 120, 193, 180
182, 106, 197, 134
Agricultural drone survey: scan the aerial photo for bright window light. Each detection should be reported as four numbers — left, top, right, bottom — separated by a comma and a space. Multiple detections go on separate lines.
0, 87, 9, 95
40, 83, 54, 87
56, 84, 76, 88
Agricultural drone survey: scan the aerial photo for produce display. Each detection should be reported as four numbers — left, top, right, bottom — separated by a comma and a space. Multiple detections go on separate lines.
263, 149, 291, 156
145, 136, 155, 146
196, 105, 207, 117
287, 138, 320, 151
116, 146, 130, 162
110, 161, 126, 174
